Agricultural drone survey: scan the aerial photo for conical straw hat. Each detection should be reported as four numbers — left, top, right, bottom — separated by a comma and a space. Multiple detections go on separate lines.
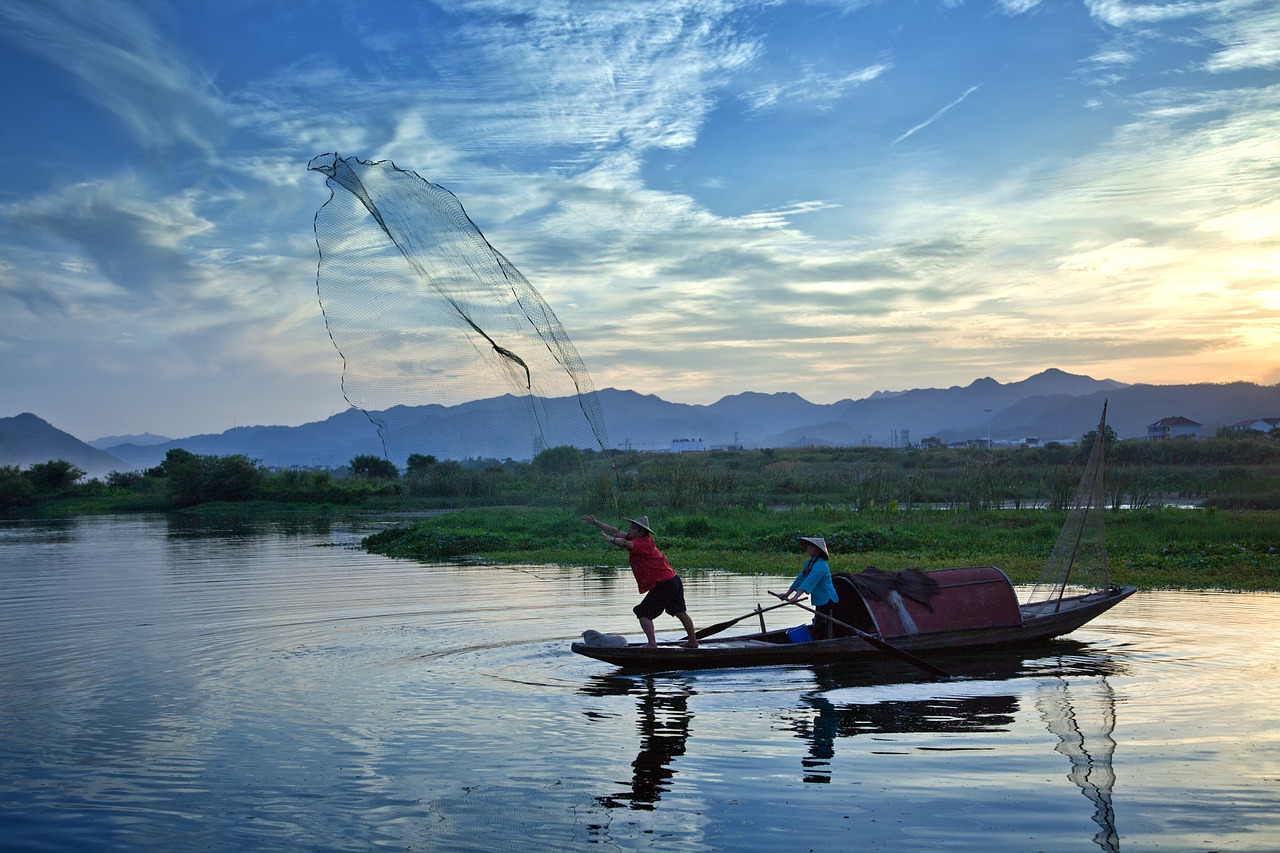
625, 516, 654, 534
798, 535, 829, 559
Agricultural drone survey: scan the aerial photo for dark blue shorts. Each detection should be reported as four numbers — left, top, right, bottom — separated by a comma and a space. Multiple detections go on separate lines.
633, 575, 688, 619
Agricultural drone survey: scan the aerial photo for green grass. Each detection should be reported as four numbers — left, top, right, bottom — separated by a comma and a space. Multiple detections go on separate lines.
362, 505, 1280, 591
18, 493, 174, 515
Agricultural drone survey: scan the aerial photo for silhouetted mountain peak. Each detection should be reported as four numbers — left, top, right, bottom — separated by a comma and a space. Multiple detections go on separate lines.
702, 391, 829, 436
88, 432, 172, 450
0, 412, 127, 478
711, 390, 809, 405
1017, 368, 1127, 396
8, 412, 48, 428
6, 370, 1277, 470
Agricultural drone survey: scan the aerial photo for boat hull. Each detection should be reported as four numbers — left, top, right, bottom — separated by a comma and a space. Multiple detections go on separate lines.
570, 586, 1136, 672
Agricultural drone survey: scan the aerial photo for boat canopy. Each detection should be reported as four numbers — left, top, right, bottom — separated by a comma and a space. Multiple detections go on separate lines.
832, 566, 1023, 639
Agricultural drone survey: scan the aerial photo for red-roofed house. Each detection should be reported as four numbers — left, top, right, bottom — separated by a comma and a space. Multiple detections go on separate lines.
1147, 416, 1201, 441
1229, 418, 1280, 434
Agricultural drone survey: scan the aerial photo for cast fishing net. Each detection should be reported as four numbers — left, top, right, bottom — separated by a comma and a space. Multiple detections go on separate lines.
308, 154, 610, 467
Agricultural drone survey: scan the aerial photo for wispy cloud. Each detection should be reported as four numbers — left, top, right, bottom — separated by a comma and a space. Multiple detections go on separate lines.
1085, 0, 1219, 28
741, 63, 889, 112
1083, 1, 1280, 74
0, 0, 227, 157
892, 83, 983, 144
429, 0, 760, 157
997, 0, 1044, 14
7, 179, 212, 298
1203, 3, 1280, 72
1, 0, 1278, 436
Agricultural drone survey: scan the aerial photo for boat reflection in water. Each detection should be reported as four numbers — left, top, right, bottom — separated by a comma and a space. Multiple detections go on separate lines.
802, 645, 1123, 851
791, 690, 1019, 784
1038, 673, 1120, 853
583, 642, 1123, 851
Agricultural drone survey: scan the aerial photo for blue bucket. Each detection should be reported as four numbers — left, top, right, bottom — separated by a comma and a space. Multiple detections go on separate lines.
786, 624, 811, 644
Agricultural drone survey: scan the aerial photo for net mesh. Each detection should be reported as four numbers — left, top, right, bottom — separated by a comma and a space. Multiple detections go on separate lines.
1026, 403, 1110, 607
307, 154, 609, 465
1037, 677, 1120, 852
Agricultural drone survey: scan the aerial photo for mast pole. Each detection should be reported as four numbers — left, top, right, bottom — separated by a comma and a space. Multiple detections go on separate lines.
1054, 401, 1108, 612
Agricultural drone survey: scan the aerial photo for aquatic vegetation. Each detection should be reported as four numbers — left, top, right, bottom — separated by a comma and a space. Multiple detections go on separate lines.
361, 505, 1280, 591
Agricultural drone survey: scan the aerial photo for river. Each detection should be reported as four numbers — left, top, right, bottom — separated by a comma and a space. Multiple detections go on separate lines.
1, 513, 1277, 851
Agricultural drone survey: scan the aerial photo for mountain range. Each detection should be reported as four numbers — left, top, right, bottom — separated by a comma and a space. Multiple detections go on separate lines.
3, 369, 1279, 477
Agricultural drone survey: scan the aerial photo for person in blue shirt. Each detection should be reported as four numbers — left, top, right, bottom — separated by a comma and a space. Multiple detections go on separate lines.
782, 536, 839, 639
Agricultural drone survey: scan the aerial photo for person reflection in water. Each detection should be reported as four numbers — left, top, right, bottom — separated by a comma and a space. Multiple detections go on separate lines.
597, 677, 694, 810
582, 514, 698, 648
799, 696, 840, 784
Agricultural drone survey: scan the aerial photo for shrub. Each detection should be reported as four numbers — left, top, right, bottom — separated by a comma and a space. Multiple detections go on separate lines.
0, 466, 35, 508
25, 460, 86, 493
349, 454, 399, 479
160, 449, 264, 506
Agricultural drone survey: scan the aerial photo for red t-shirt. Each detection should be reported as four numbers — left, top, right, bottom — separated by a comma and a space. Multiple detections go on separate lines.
627, 536, 677, 593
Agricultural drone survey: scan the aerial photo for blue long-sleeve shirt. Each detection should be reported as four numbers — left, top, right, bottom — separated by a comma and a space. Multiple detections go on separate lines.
788, 557, 839, 606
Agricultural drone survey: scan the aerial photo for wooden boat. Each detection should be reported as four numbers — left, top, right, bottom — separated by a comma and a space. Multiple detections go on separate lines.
572, 404, 1135, 673
572, 569, 1134, 671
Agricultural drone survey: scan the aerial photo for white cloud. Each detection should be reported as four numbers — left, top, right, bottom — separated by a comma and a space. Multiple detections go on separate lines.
997, 0, 1043, 14
0, 0, 228, 157
1203, 4, 1280, 72
1055, 238, 1189, 274
1088, 47, 1139, 66
420, 0, 760, 157
3, 0, 1279, 433
1085, 1, 1219, 28
742, 63, 889, 112
1082, 0, 1280, 74
1200, 199, 1280, 241
893, 84, 983, 144
5, 179, 213, 297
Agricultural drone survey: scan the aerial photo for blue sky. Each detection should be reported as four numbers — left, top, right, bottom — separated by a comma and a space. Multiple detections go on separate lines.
1, 0, 1277, 441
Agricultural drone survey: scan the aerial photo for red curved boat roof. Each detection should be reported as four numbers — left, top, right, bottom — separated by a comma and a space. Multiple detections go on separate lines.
852, 566, 1023, 638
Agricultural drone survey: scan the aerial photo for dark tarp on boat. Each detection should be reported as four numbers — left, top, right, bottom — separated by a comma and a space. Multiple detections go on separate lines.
831, 566, 1023, 639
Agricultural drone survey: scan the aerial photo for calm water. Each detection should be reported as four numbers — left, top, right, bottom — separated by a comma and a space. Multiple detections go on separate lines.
1, 514, 1278, 852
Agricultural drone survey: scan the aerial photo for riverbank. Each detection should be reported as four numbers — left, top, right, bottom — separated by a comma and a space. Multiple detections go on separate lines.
361, 505, 1280, 592
9, 498, 1277, 591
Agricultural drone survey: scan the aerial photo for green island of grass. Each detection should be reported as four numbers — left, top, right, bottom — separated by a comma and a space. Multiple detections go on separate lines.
361, 505, 1280, 592
9, 436, 1280, 590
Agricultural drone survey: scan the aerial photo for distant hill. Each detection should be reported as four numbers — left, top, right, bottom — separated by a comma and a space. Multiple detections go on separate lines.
87, 432, 172, 450
103, 408, 384, 471
0, 413, 128, 478
993, 382, 1280, 445
5, 369, 1279, 473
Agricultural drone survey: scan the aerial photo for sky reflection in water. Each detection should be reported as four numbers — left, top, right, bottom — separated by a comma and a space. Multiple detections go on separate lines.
1, 514, 1277, 851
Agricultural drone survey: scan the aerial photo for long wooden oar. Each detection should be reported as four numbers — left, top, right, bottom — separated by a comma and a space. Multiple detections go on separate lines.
768, 592, 951, 679
694, 599, 794, 639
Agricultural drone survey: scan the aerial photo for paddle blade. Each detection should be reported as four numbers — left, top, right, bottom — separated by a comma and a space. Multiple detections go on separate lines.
694, 617, 742, 639
694, 599, 793, 639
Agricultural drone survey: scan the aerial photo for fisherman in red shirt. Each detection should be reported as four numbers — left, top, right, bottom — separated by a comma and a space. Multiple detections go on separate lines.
583, 514, 699, 648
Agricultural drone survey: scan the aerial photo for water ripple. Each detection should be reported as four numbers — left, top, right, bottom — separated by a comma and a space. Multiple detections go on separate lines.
3, 516, 1279, 852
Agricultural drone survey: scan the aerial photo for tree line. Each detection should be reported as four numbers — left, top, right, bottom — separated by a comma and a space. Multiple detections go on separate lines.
3, 429, 1279, 513
0, 448, 584, 511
